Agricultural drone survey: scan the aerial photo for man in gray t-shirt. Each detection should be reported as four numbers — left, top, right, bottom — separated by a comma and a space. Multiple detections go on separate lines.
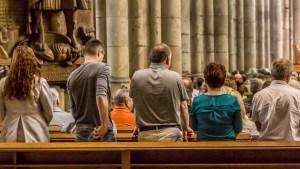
130, 43, 194, 142
67, 39, 115, 142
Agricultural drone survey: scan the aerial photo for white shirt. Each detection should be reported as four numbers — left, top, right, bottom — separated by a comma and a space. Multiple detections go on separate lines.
252, 80, 300, 141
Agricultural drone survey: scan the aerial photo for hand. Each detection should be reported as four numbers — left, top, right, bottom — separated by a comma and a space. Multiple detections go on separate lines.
132, 126, 139, 140
93, 125, 108, 141
183, 127, 194, 142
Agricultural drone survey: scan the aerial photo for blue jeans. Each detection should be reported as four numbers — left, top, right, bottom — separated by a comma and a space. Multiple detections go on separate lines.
75, 127, 116, 142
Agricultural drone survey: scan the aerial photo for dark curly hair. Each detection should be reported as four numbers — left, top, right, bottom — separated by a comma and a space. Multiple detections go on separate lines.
4, 46, 41, 99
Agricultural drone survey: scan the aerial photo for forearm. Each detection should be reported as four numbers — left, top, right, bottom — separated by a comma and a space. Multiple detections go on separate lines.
96, 95, 110, 127
180, 101, 190, 130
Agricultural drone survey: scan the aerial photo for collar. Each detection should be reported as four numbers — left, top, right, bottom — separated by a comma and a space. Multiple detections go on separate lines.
149, 63, 168, 69
53, 107, 62, 112
271, 80, 288, 85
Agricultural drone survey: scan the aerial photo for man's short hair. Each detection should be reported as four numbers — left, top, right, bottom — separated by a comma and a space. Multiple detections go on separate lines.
84, 39, 105, 56
250, 78, 263, 94
113, 89, 130, 106
149, 43, 171, 63
50, 88, 59, 105
271, 58, 293, 80
204, 62, 226, 88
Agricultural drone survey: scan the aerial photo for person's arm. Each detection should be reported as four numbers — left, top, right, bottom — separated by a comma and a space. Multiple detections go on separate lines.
189, 102, 198, 131
180, 101, 194, 141
93, 64, 111, 140
40, 79, 53, 124
251, 94, 261, 131
233, 98, 242, 135
94, 95, 109, 140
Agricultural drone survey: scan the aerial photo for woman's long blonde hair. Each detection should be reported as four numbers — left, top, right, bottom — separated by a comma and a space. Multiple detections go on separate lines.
4, 46, 41, 99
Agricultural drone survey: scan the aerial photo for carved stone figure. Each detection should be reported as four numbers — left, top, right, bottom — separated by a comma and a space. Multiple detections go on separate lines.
0, 27, 9, 60
27, 0, 90, 61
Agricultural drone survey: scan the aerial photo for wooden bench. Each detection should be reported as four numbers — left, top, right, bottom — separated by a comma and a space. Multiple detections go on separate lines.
49, 133, 253, 142
1, 142, 300, 169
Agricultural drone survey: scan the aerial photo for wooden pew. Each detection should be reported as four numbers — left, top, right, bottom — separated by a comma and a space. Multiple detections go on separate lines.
1, 142, 300, 169
49, 133, 253, 142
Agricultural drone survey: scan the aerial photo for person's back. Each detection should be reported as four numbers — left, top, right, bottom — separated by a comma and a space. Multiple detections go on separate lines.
130, 43, 194, 142
252, 58, 300, 141
67, 39, 115, 142
253, 81, 300, 141
131, 66, 184, 127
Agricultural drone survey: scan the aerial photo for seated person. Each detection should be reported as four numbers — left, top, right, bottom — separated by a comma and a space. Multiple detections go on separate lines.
190, 62, 242, 141
49, 88, 75, 131
243, 78, 263, 117
111, 88, 135, 127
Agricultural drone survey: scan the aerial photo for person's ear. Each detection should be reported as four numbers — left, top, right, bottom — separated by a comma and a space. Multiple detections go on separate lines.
56, 99, 60, 106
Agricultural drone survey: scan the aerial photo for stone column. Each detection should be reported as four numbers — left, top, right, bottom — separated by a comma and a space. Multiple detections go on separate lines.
229, 0, 237, 72
244, 0, 256, 71
282, 0, 290, 59
181, 0, 191, 73
95, 0, 106, 52
106, 0, 130, 93
131, 0, 148, 76
204, 0, 214, 67
256, 0, 265, 68
162, 0, 182, 74
294, 0, 300, 45
264, 0, 271, 67
237, 0, 244, 70
191, 0, 204, 75
270, 0, 283, 60
149, 0, 162, 46
214, 0, 229, 69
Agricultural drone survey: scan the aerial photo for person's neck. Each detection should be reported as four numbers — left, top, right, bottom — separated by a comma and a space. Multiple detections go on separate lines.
206, 87, 222, 95
84, 55, 100, 63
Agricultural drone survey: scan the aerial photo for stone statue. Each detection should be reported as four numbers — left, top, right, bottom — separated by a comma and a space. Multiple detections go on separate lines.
0, 27, 9, 60
27, 0, 91, 62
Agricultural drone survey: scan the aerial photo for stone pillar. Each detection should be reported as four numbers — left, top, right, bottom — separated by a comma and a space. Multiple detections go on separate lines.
106, 0, 130, 93
214, 0, 229, 69
181, 0, 191, 73
191, 0, 204, 75
244, 0, 256, 71
150, 0, 162, 46
237, 0, 244, 70
204, 0, 214, 67
95, 0, 106, 52
270, 0, 283, 60
229, 0, 237, 72
282, 0, 290, 59
162, 0, 182, 74
294, 0, 300, 45
264, 0, 271, 67
130, 0, 148, 76
256, 0, 265, 68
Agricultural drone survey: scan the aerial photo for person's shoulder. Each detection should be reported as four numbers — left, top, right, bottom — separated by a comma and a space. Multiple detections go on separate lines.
132, 69, 148, 78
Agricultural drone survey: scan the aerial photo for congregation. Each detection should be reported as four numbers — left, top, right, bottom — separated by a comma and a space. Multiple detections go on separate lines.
0, 39, 300, 142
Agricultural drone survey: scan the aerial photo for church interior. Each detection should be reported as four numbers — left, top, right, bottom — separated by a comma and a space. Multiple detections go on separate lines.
1, 0, 300, 168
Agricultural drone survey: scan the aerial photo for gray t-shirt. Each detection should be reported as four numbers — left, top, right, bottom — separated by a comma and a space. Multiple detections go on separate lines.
67, 62, 113, 128
130, 63, 189, 127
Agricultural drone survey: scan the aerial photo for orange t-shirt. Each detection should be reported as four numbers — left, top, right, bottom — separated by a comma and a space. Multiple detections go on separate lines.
111, 106, 135, 126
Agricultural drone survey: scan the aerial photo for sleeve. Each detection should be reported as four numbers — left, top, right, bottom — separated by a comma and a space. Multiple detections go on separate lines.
251, 94, 259, 122
66, 78, 76, 118
177, 76, 189, 101
0, 78, 6, 119
189, 99, 198, 131
40, 78, 53, 124
96, 64, 111, 96
233, 98, 242, 134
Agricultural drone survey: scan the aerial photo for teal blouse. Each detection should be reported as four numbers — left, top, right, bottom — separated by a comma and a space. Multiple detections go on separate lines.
190, 94, 242, 141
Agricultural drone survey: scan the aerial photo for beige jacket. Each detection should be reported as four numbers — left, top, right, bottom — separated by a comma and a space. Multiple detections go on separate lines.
0, 77, 53, 142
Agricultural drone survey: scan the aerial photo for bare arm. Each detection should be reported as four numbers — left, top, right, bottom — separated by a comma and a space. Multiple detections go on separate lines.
180, 101, 194, 141
94, 95, 110, 140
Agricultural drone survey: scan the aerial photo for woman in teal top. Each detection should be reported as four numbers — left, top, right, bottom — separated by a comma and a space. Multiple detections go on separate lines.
190, 62, 242, 141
